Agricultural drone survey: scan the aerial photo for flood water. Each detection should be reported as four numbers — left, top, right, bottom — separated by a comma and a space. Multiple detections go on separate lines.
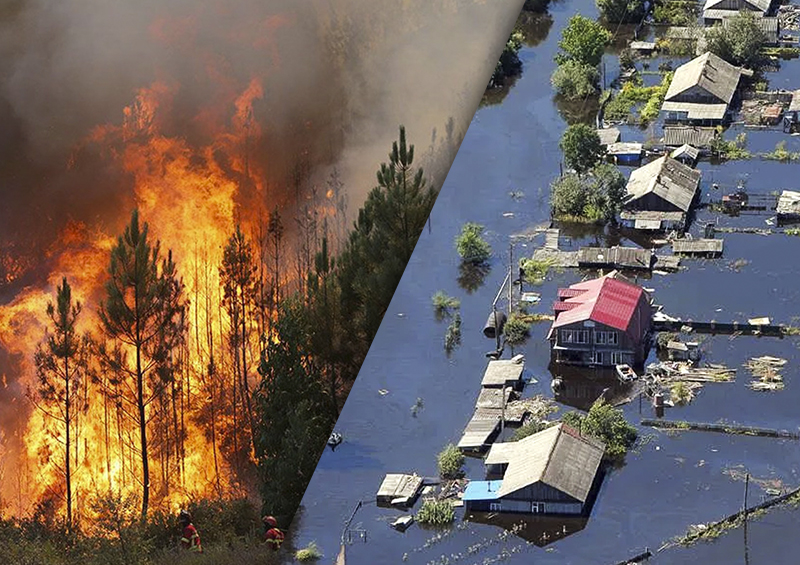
290, 1, 800, 563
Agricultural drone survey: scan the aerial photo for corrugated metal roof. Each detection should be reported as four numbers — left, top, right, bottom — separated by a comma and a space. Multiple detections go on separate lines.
552, 275, 647, 332
670, 144, 700, 161
703, 0, 770, 13
496, 424, 605, 502
624, 155, 702, 212
663, 126, 717, 147
664, 52, 742, 105
662, 101, 729, 120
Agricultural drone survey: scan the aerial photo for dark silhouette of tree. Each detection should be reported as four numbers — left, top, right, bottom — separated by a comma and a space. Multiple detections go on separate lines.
32, 277, 91, 532
219, 226, 258, 456
99, 209, 187, 518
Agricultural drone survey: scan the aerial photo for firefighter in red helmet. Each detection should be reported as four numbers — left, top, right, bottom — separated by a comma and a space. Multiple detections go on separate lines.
179, 509, 203, 553
263, 515, 285, 551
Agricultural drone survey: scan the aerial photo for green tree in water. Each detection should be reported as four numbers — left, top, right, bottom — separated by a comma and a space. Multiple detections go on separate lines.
99, 209, 187, 518
556, 15, 611, 68
254, 299, 334, 527
32, 277, 91, 532
560, 123, 603, 175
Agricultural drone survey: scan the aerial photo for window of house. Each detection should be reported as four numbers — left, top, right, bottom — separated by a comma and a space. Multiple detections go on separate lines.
608, 331, 619, 345
595, 330, 607, 345
531, 502, 544, 513
592, 351, 604, 364
562, 330, 574, 344
611, 351, 624, 365
490, 503, 501, 512
576, 330, 589, 344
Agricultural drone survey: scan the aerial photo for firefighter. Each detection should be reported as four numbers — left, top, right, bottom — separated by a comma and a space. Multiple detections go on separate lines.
263, 515, 285, 551
179, 509, 203, 553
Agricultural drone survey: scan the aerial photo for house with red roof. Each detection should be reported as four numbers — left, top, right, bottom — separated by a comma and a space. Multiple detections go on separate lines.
548, 273, 653, 368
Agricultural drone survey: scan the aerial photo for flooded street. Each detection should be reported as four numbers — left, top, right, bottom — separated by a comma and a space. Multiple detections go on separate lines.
291, 1, 800, 563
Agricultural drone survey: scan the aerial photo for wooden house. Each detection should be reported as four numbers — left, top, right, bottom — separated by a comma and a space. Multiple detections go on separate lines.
703, 0, 772, 24
547, 273, 653, 368
463, 424, 605, 516
607, 142, 644, 165
620, 155, 702, 232
661, 52, 744, 125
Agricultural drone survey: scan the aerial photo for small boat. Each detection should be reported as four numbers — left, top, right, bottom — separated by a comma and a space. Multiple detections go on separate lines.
328, 432, 343, 450
616, 364, 638, 384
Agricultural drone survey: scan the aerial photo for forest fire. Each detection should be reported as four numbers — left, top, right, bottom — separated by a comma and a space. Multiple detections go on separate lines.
0, 73, 308, 527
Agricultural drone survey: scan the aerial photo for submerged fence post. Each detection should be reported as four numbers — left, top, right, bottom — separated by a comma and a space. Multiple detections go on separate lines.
743, 473, 750, 521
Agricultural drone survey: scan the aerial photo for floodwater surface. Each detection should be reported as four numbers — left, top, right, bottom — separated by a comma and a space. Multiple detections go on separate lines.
291, 1, 800, 563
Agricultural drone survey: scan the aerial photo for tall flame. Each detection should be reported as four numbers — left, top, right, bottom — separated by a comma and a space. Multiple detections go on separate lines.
0, 74, 286, 523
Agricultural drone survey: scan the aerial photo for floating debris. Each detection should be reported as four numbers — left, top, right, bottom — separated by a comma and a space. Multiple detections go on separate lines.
745, 356, 787, 391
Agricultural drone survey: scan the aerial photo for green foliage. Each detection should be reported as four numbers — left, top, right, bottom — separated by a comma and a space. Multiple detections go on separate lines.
711, 131, 751, 161
519, 258, 554, 284
550, 163, 626, 222
656, 332, 679, 349
640, 72, 673, 124
296, 541, 323, 561
0, 497, 279, 565
562, 399, 638, 462
512, 420, 556, 441
671, 381, 695, 405
705, 11, 766, 68
763, 141, 800, 162
597, 0, 647, 23
336, 126, 437, 371
416, 500, 456, 526
432, 291, 460, 320
559, 123, 603, 174
444, 313, 462, 356
437, 444, 465, 479
551, 60, 600, 100
556, 15, 612, 68
491, 30, 525, 88
254, 298, 336, 528
503, 313, 532, 346
653, 0, 698, 25
455, 223, 492, 264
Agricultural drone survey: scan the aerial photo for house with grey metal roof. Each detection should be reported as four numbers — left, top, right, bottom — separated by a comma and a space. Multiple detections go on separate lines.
462, 423, 606, 515
702, 0, 772, 23
620, 155, 702, 231
661, 52, 744, 125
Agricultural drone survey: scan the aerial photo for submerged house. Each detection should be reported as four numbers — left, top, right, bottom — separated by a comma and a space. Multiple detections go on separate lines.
661, 52, 744, 125
463, 423, 605, 516
777, 190, 800, 224
702, 0, 772, 24
547, 273, 653, 368
620, 155, 702, 232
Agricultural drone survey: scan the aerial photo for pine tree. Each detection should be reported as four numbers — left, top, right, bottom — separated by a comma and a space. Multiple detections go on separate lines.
254, 299, 333, 527
32, 277, 91, 532
336, 126, 437, 372
99, 209, 187, 518
219, 225, 258, 455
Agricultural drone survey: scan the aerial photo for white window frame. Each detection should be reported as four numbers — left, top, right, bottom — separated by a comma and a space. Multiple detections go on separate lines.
592, 351, 604, 365
531, 502, 544, 513
608, 331, 619, 345
576, 330, 589, 344
595, 330, 607, 345
611, 351, 624, 365
562, 329, 574, 344
489, 502, 501, 512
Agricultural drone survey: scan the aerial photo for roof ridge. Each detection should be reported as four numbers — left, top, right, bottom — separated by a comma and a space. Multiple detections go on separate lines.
541, 423, 564, 480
